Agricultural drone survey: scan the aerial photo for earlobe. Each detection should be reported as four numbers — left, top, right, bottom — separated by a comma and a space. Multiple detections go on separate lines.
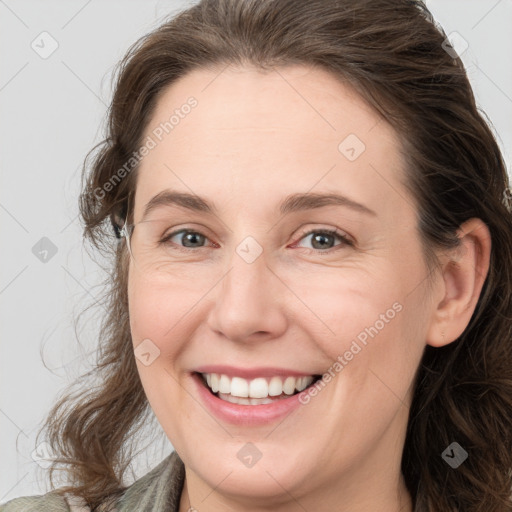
426, 218, 491, 348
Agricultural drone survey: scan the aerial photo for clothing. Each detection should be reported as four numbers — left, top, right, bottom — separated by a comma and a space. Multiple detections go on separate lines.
0, 450, 185, 512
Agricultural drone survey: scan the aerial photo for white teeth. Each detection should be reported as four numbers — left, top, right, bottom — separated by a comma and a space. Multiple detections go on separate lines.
297, 376, 314, 392
268, 376, 283, 396
218, 374, 231, 394
217, 393, 276, 405
283, 376, 296, 395
231, 377, 249, 397
201, 373, 316, 400
251, 397, 274, 405
210, 373, 219, 393
249, 378, 268, 399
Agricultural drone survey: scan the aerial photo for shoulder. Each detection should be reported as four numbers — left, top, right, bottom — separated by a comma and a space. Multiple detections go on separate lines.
116, 450, 185, 511
0, 451, 185, 512
0, 491, 70, 511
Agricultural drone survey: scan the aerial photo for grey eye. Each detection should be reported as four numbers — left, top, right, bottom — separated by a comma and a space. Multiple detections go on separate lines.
171, 230, 207, 248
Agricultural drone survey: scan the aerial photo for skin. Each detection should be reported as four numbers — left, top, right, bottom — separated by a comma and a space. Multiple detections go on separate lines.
127, 64, 491, 512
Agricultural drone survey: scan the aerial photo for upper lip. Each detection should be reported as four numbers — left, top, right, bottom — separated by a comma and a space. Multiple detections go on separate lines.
193, 365, 320, 380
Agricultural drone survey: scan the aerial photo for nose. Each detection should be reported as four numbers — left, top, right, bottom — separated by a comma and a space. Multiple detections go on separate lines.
205, 245, 288, 343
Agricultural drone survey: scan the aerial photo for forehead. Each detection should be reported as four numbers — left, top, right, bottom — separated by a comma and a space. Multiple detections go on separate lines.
134, 64, 410, 222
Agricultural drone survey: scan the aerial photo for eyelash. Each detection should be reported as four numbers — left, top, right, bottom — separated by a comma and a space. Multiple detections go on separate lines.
161, 227, 353, 253
293, 228, 353, 251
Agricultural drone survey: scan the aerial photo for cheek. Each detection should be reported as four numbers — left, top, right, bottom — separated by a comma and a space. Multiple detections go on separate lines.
295, 276, 423, 446
289, 264, 424, 397
283, 264, 399, 343
127, 268, 208, 344
127, 274, 197, 427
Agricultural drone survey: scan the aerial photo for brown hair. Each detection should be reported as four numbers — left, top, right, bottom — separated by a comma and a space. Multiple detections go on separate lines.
38, 0, 512, 510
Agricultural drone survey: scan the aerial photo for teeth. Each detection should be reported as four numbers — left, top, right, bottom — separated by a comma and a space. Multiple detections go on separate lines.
210, 373, 219, 393
201, 373, 315, 399
268, 376, 283, 396
283, 376, 296, 395
249, 378, 268, 398
231, 377, 249, 397
218, 374, 231, 394
218, 393, 276, 405
296, 376, 310, 392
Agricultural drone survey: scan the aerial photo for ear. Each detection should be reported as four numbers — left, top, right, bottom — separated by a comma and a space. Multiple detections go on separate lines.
426, 218, 492, 347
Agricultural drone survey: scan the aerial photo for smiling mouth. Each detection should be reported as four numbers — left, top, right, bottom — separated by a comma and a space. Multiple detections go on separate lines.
195, 372, 323, 405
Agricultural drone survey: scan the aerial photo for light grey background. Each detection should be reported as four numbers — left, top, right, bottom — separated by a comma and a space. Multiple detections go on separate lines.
1, 0, 511, 503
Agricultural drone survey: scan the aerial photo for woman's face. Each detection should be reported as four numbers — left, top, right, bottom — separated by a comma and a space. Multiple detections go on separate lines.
128, 65, 435, 508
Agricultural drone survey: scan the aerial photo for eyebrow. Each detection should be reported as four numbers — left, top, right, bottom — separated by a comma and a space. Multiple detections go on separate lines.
141, 190, 377, 220
142, 190, 213, 220
279, 192, 377, 217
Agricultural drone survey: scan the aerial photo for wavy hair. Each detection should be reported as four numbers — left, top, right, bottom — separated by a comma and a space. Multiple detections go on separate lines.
37, 0, 512, 510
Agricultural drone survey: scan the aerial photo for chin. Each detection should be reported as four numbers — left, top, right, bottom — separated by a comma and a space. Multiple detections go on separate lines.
185, 441, 315, 500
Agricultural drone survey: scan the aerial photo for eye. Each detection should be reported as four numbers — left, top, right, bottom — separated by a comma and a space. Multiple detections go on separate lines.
293, 228, 353, 251
160, 227, 353, 253
162, 229, 213, 250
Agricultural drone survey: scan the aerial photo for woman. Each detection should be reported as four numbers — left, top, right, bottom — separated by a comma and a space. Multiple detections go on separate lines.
2, 0, 512, 510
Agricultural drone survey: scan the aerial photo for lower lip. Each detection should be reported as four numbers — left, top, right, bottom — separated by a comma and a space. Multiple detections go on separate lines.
191, 372, 307, 426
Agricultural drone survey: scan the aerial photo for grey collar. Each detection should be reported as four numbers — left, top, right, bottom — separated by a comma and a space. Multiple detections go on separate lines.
116, 451, 186, 512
